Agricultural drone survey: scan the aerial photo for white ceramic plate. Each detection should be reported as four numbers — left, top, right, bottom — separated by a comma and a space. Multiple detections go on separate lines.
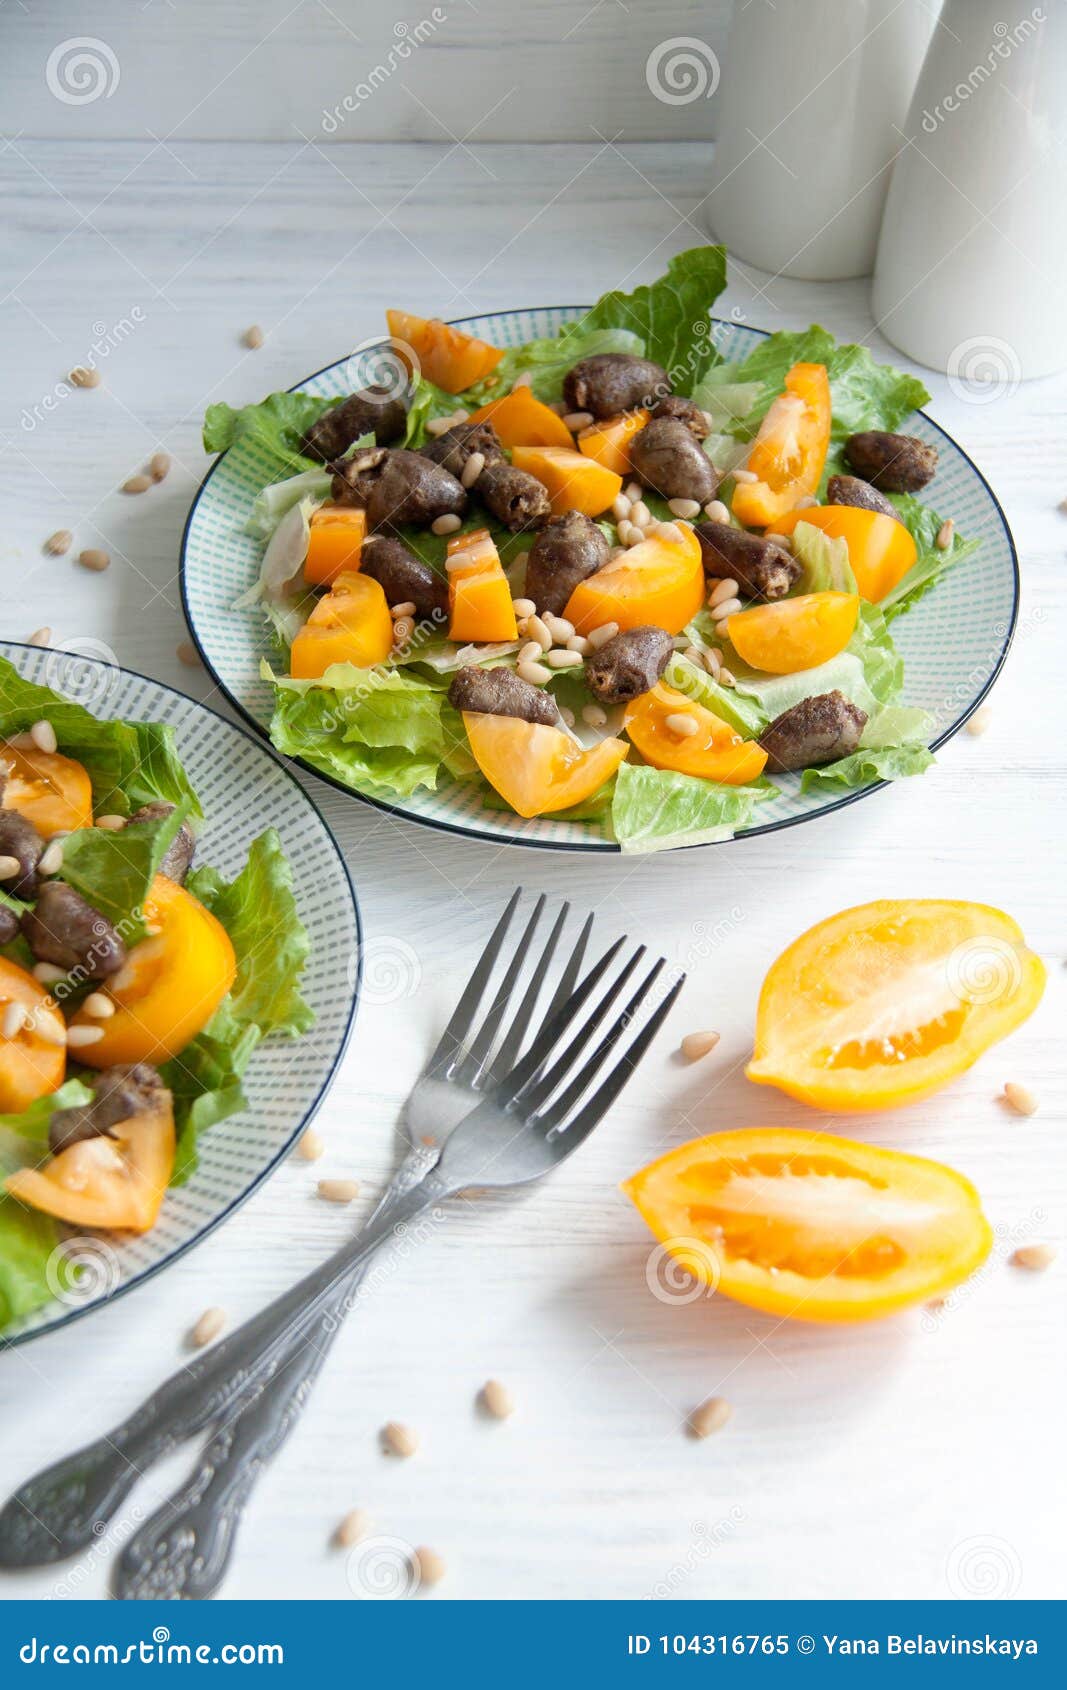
181, 309, 1019, 851
1, 642, 360, 1347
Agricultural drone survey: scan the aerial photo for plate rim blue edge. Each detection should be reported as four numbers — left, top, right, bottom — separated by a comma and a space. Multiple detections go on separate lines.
179, 309, 1021, 856
0, 641, 363, 1351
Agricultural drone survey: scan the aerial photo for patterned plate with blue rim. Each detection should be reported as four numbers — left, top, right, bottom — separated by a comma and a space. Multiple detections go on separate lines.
1, 642, 360, 1347
181, 310, 1019, 852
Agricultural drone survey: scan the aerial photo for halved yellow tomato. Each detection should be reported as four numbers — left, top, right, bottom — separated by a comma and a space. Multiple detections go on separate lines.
0, 956, 65, 1113
463, 712, 628, 818
1, 743, 93, 837
467, 386, 573, 449
67, 875, 237, 1068
6, 1087, 175, 1233
624, 683, 767, 785
577, 410, 650, 476
746, 900, 1046, 1112
726, 591, 858, 674
290, 570, 393, 677
731, 363, 831, 527
565, 525, 705, 636
304, 504, 366, 586
623, 1128, 993, 1323
386, 310, 503, 393
447, 528, 517, 643
766, 506, 916, 603
510, 445, 622, 519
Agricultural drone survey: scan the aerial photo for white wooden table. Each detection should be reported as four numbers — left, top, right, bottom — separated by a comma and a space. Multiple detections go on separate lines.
1, 141, 1063, 1603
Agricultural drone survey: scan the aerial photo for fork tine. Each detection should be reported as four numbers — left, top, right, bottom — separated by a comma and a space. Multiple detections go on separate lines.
492, 933, 627, 1103
451, 895, 546, 1084
516, 946, 648, 1115
545, 973, 686, 1149
486, 900, 570, 1084
544, 911, 592, 1023
535, 957, 666, 1130
423, 888, 522, 1076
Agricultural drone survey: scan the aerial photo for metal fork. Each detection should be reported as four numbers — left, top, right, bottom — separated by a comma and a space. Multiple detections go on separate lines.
0, 894, 680, 1588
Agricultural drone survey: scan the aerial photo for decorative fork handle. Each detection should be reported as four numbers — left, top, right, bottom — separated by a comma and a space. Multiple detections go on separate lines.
110, 1145, 438, 1600
0, 1169, 448, 1569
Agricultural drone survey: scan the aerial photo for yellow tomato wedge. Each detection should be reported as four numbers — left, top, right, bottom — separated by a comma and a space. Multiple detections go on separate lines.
565, 525, 705, 637
6, 1088, 175, 1234
467, 387, 573, 449
290, 571, 393, 677
304, 504, 366, 586
386, 310, 503, 393
623, 1128, 993, 1323
463, 712, 627, 818
766, 505, 917, 604
726, 591, 859, 674
1, 742, 93, 837
67, 875, 237, 1068
510, 445, 622, 519
577, 410, 650, 476
0, 956, 66, 1114
731, 363, 831, 527
624, 683, 767, 785
447, 528, 517, 643
747, 900, 1046, 1112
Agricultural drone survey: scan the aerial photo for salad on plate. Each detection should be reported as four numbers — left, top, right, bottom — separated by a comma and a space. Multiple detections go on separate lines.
0, 656, 313, 1330
203, 247, 976, 852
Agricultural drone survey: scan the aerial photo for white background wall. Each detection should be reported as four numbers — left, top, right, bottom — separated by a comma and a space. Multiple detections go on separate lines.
4, 0, 734, 142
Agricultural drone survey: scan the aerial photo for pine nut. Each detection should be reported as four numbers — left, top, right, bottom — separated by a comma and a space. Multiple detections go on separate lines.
966, 706, 992, 737
566, 635, 590, 655
176, 641, 201, 667
413, 1546, 446, 1586
704, 500, 730, 523
392, 616, 415, 646
425, 410, 468, 436
718, 667, 736, 688
558, 705, 575, 728
1011, 1243, 1056, 1272
581, 703, 607, 727
95, 813, 126, 831
32, 1011, 68, 1047
334, 1508, 372, 1549
681, 1030, 720, 1062
623, 524, 645, 548
512, 597, 536, 619
390, 601, 417, 619
480, 1379, 514, 1419
108, 962, 137, 993
44, 529, 73, 556
431, 513, 463, 536
317, 1178, 360, 1204
2, 1002, 27, 1040
460, 451, 486, 489
82, 992, 115, 1020
616, 520, 636, 546
732, 467, 758, 484
30, 719, 58, 754
1003, 1082, 1038, 1117
382, 1420, 419, 1458
668, 498, 701, 519
543, 614, 574, 643
545, 648, 583, 670
518, 641, 543, 665
665, 712, 699, 738
297, 1128, 325, 1161
936, 518, 954, 550
243, 325, 264, 349
703, 647, 722, 677
149, 451, 171, 482
190, 1307, 227, 1348
517, 659, 551, 686
33, 962, 66, 985
28, 627, 52, 648
78, 548, 111, 572
527, 615, 552, 652
656, 522, 683, 544
587, 622, 619, 650
630, 500, 652, 528
625, 481, 642, 502
611, 495, 632, 522
689, 1396, 732, 1439
444, 550, 474, 573
69, 365, 100, 388
66, 1024, 105, 1049
563, 411, 593, 432
0, 856, 21, 880
710, 597, 741, 622
795, 493, 819, 509
122, 474, 152, 495
38, 841, 64, 876
709, 578, 740, 609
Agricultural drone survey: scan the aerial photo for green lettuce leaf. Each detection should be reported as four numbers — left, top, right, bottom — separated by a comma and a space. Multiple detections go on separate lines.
246, 467, 332, 542
663, 652, 768, 736
0, 1198, 73, 1329
860, 704, 934, 750
611, 763, 763, 853
726, 326, 930, 442
790, 521, 857, 595
800, 742, 934, 796
267, 662, 456, 798
573, 246, 728, 388
0, 656, 202, 819
881, 495, 981, 620
57, 804, 189, 940
203, 390, 331, 471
